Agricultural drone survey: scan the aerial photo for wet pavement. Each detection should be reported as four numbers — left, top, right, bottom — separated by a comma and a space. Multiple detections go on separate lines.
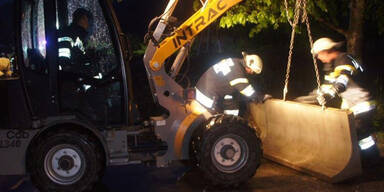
1, 159, 384, 192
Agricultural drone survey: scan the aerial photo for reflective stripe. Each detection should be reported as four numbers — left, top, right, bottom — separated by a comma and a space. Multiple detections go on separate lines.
324, 75, 336, 83
335, 65, 355, 75
328, 72, 338, 78
58, 37, 75, 48
213, 58, 234, 76
335, 74, 349, 87
224, 95, 233, 100
240, 85, 255, 97
93, 73, 103, 79
341, 99, 349, 109
74, 37, 85, 53
350, 101, 376, 116
324, 71, 338, 83
83, 84, 91, 91
320, 84, 336, 97
359, 136, 375, 150
325, 90, 336, 97
58, 37, 74, 43
58, 48, 71, 58
224, 109, 239, 116
58, 36, 85, 54
325, 69, 351, 84
195, 88, 214, 108
229, 78, 249, 86
346, 55, 364, 72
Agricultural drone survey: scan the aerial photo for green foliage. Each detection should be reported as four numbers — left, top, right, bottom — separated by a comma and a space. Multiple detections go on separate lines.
219, 0, 289, 37
191, 0, 384, 38
193, 0, 201, 11
133, 43, 147, 56
126, 34, 147, 56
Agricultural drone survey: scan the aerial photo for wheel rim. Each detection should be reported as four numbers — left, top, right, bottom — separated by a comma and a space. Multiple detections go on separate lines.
211, 134, 249, 173
44, 144, 86, 185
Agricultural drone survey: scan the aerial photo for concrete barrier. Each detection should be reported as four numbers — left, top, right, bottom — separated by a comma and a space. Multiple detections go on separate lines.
249, 99, 362, 183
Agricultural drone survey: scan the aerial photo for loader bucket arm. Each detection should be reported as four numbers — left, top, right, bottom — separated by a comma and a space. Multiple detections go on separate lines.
143, 0, 243, 166
149, 0, 243, 71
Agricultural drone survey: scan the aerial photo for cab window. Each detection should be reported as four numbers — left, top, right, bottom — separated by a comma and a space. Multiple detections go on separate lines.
21, 0, 47, 73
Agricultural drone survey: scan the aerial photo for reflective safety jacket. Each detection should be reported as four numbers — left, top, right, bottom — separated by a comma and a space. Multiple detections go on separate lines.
57, 24, 95, 77
321, 53, 375, 116
195, 58, 258, 113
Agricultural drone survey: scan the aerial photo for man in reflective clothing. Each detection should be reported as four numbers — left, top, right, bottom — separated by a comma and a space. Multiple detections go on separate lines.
57, 8, 95, 76
311, 37, 379, 164
193, 52, 266, 118
57, 8, 97, 114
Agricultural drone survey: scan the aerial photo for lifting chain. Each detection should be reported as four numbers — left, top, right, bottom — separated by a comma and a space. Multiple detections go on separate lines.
284, 0, 293, 27
302, 1, 322, 100
283, 0, 303, 101
283, 0, 324, 109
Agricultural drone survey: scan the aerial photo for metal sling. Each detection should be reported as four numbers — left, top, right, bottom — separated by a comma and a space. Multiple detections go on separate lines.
283, 0, 323, 109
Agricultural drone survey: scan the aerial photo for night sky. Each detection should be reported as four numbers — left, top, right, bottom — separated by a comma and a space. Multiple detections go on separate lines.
113, 1, 166, 36
0, 0, 15, 51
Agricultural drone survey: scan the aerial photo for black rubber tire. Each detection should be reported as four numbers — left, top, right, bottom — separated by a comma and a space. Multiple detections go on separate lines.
29, 129, 104, 192
191, 114, 262, 188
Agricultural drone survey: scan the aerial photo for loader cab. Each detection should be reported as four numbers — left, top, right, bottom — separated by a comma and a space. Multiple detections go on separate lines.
16, 0, 135, 128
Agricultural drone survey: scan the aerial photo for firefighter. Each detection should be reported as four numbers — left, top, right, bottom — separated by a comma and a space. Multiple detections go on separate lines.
311, 37, 379, 164
58, 8, 97, 115
193, 52, 267, 117
57, 8, 95, 76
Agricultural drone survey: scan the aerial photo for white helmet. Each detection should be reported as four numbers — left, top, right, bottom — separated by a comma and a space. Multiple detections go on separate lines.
311, 37, 341, 55
242, 52, 263, 74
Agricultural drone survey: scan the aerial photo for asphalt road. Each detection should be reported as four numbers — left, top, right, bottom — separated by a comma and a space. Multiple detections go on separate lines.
1, 159, 383, 192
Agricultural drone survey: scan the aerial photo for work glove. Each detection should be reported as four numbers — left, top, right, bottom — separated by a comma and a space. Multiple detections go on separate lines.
316, 90, 332, 106
251, 94, 264, 103
252, 94, 271, 103
263, 94, 272, 102
316, 94, 326, 106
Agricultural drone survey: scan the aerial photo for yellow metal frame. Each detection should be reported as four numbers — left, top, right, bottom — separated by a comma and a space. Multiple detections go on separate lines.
149, 0, 243, 71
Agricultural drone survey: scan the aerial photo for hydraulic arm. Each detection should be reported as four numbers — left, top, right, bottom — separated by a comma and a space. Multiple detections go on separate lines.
143, 0, 243, 166
149, 0, 243, 71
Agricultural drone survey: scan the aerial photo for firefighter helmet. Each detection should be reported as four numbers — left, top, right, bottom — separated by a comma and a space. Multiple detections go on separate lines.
311, 37, 342, 56
242, 52, 263, 74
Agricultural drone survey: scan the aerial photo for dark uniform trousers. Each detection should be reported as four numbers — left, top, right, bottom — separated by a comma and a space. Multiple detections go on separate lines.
320, 53, 376, 149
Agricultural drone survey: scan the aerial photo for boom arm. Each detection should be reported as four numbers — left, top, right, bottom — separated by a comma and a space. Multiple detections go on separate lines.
142, 0, 243, 166
149, 0, 243, 71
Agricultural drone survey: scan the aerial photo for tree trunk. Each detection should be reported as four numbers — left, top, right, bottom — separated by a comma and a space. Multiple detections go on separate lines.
346, 0, 365, 62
